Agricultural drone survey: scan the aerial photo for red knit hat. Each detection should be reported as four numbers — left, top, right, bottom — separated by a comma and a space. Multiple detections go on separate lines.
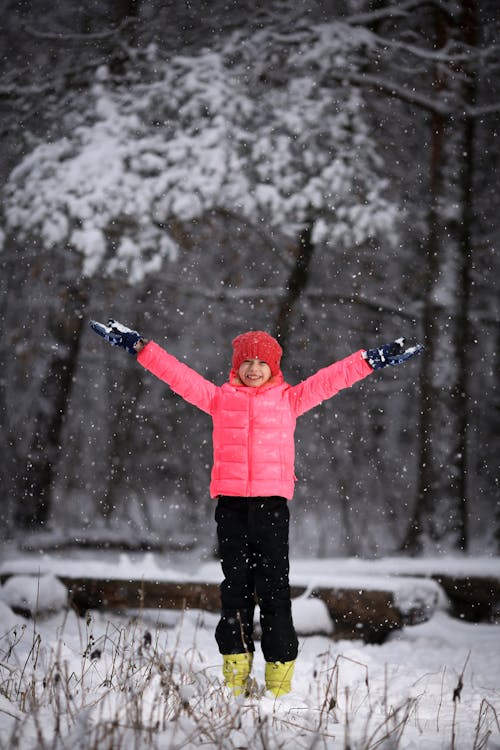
232, 331, 283, 376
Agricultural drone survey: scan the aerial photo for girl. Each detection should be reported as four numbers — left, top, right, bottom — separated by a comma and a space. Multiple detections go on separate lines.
91, 319, 422, 697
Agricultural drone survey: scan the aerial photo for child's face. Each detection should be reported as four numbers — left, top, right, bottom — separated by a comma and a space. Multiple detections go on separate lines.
238, 359, 272, 387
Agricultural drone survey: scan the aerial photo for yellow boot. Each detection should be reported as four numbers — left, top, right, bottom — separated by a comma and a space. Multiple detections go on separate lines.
222, 652, 253, 696
265, 659, 295, 697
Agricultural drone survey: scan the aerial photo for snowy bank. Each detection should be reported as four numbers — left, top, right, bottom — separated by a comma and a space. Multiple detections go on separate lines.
0, 588, 499, 749
2, 553, 499, 648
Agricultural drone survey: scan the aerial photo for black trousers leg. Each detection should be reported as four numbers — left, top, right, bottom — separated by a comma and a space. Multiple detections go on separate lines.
215, 496, 298, 663
215, 497, 256, 654
250, 497, 298, 662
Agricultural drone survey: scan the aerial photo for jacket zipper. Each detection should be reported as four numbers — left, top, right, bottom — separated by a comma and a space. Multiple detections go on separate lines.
247, 392, 254, 495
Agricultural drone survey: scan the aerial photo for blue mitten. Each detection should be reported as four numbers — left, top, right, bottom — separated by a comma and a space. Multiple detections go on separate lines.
90, 319, 143, 355
363, 337, 424, 370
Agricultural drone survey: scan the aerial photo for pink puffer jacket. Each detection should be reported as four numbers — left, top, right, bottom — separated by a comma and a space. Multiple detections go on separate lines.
137, 341, 372, 500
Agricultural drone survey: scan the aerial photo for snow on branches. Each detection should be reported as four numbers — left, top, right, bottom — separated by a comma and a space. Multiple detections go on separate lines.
2, 23, 400, 283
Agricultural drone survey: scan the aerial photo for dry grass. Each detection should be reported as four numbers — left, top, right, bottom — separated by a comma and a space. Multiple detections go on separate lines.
0, 609, 498, 749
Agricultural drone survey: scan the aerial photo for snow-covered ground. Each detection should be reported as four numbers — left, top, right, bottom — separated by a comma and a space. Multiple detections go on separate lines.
1, 554, 499, 749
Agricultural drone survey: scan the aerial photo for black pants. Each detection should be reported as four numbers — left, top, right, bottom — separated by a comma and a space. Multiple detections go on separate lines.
214, 496, 298, 663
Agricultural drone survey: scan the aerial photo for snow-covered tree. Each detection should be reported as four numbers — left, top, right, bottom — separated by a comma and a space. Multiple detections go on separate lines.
1, 20, 400, 528
3, 28, 399, 282
303, 0, 500, 554
349, 0, 500, 553
2, 1, 497, 553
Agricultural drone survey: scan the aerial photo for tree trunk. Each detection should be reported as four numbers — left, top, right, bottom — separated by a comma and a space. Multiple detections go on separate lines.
453, 0, 478, 552
16, 282, 89, 529
402, 1, 477, 553
273, 221, 314, 352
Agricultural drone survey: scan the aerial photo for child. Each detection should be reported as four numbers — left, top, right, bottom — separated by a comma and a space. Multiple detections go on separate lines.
91, 319, 422, 697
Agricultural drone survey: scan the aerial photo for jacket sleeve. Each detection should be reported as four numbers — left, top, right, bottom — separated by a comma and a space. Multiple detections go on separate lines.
288, 350, 373, 417
137, 341, 218, 415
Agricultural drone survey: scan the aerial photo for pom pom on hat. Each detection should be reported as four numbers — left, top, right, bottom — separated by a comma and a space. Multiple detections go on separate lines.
232, 331, 283, 376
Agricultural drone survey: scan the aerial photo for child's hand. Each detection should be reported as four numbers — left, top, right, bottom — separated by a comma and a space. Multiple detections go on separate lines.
363, 338, 424, 370
90, 319, 145, 355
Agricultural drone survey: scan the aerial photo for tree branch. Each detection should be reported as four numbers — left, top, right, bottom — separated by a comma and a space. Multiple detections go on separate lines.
345, 0, 453, 27
144, 273, 421, 321
327, 69, 451, 116
468, 102, 500, 117
23, 17, 136, 42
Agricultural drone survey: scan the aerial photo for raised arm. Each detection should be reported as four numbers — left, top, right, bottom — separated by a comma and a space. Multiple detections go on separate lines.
137, 341, 217, 414
90, 318, 217, 415
289, 350, 372, 417
289, 337, 423, 417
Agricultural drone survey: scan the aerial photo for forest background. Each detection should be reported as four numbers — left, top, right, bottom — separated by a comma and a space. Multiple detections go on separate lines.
0, 0, 499, 560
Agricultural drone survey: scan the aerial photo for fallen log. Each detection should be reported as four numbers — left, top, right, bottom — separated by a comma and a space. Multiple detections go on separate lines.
297, 586, 403, 644
65, 576, 221, 616
2, 560, 498, 640
11, 567, 500, 643
429, 574, 500, 622
1, 574, 408, 644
